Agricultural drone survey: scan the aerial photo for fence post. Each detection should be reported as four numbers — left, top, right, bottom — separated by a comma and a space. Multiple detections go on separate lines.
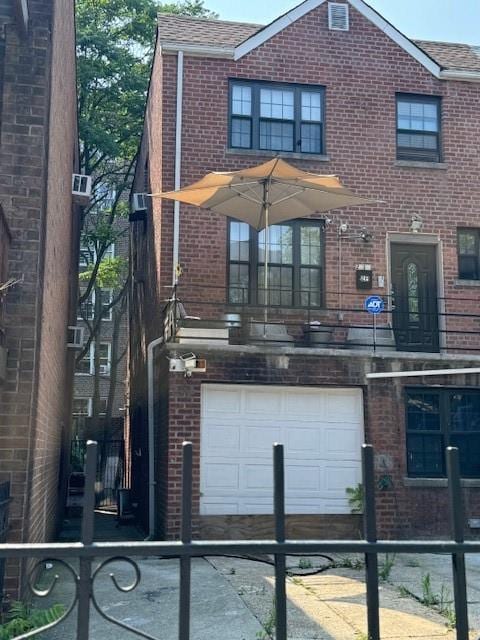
77, 440, 96, 640
446, 447, 469, 640
179, 442, 192, 640
273, 443, 287, 640
362, 444, 380, 640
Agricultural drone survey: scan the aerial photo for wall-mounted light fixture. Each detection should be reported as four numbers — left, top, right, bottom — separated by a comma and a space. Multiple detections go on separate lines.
410, 215, 423, 233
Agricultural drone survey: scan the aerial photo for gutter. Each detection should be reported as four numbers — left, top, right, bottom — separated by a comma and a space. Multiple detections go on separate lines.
146, 335, 165, 539
160, 42, 234, 59
172, 50, 183, 285
439, 69, 480, 82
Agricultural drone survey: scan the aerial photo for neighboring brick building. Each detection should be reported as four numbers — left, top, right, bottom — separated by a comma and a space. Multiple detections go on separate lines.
73, 221, 128, 441
130, 0, 480, 540
0, 0, 79, 596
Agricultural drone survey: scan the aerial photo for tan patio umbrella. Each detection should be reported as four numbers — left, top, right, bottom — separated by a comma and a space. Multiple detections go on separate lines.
156, 157, 378, 321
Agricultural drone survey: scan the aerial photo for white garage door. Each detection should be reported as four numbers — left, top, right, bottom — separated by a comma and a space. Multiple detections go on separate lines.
200, 384, 364, 516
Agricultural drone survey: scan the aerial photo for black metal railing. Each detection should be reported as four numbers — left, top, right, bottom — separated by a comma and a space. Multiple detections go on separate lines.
70, 439, 125, 509
0, 482, 10, 605
0, 441, 477, 638
163, 283, 480, 355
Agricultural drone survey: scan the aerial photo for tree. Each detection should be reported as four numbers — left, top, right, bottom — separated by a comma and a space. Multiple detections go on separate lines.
75, 0, 217, 428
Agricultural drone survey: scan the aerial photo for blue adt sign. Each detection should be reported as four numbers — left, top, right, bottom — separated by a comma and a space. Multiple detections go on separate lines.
364, 295, 384, 314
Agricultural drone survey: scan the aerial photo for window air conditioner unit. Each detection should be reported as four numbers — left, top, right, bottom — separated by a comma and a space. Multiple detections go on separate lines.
130, 193, 148, 222
99, 364, 110, 375
67, 326, 84, 350
72, 174, 92, 205
132, 193, 148, 211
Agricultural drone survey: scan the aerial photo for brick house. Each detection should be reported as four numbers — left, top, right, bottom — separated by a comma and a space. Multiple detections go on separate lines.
0, 0, 79, 596
130, 0, 480, 540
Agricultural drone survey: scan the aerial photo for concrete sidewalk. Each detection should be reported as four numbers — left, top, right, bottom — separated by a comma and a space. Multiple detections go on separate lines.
33, 553, 475, 639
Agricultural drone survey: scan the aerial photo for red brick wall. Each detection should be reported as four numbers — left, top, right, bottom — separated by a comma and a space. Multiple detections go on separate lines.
0, 0, 78, 596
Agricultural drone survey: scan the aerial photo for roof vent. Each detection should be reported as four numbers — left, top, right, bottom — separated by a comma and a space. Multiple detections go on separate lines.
328, 2, 349, 31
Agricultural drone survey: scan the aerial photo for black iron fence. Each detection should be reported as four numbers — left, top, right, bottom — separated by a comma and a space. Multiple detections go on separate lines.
0, 482, 10, 604
0, 441, 477, 639
163, 284, 480, 355
70, 439, 124, 509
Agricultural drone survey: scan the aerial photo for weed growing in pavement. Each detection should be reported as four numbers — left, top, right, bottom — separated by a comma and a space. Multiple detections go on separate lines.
421, 573, 438, 607
256, 599, 276, 640
334, 556, 364, 570
378, 553, 396, 581
397, 585, 410, 598
298, 558, 313, 570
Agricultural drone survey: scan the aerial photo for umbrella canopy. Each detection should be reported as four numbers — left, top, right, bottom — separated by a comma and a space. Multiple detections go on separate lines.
156, 157, 377, 230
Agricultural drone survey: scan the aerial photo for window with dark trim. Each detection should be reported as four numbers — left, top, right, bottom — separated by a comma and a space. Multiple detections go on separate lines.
228, 219, 324, 308
457, 228, 480, 280
396, 94, 441, 162
406, 388, 480, 478
229, 80, 325, 155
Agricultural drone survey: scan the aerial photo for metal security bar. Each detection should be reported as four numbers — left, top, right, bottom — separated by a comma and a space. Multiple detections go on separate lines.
0, 441, 476, 639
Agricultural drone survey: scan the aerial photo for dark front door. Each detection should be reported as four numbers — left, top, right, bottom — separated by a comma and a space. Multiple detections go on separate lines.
391, 243, 439, 352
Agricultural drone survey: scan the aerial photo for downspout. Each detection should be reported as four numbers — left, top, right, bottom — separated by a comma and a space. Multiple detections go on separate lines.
172, 50, 184, 285
147, 335, 164, 539
146, 50, 184, 539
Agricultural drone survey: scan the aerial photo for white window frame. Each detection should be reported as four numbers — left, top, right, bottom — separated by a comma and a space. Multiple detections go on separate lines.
77, 288, 114, 322
72, 397, 92, 417
75, 342, 111, 376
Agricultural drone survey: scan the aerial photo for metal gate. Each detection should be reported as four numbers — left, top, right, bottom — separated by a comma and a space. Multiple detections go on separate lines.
0, 441, 475, 640
70, 439, 124, 509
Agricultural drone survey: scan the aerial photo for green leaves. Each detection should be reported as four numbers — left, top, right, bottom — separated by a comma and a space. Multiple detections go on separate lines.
80, 256, 128, 289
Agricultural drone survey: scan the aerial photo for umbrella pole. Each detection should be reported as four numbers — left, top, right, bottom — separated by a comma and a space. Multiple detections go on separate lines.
263, 180, 270, 334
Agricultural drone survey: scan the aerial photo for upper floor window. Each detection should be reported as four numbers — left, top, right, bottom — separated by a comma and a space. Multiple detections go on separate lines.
396, 94, 441, 162
228, 219, 324, 308
229, 81, 325, 155
458, 228, 480, 280
406, 388, 480, 478
78, 288, 114, 321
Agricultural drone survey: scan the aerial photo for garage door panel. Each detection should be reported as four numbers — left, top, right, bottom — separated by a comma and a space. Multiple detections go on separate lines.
243, 425, 281, 453
284, 390, 325, 418
244, 389, 282, 415
286, 427, 321, 455
323, 464, 361, 492
200, 385, 364, 516
202, 387, 242, 415
203, 425, 240, 451
243, 464, 273, 491
325, 427, 362, 457
285, 465, 320, 491
203, 463, 239, 490
325, 390, 363, 422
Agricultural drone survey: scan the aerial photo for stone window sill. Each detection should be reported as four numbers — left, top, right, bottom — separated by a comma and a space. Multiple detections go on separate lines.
454, 279, 480, 287
404, 477, 480, 488
226, 148, 331, 162
395, 160, 447, 170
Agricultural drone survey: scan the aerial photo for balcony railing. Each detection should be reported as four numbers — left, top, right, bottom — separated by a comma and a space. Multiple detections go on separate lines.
163, 284, 480, 356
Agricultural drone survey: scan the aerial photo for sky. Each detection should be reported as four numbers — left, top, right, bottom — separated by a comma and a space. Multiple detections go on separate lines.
206, 1, 480, 45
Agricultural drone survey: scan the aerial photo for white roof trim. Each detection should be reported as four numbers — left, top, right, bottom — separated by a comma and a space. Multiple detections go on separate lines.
440, 69, 480, 82
160, 41, 234, 58
233, 0, 442, 79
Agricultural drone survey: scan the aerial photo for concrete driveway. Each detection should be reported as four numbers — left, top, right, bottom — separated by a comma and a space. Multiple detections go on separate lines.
32, 553, 478, 639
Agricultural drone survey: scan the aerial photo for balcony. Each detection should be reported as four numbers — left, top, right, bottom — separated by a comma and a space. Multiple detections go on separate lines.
163, 284, 480, 359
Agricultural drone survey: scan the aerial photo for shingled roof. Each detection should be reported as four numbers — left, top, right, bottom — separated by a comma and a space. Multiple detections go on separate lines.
157, 14, 480, 73
157, 15, 260, 48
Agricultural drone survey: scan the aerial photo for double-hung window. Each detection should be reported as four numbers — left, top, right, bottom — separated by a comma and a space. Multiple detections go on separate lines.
457, 228, 480, 280
230, 81, 325, 155
406, 388, 480, 478
228, 219, 324, 308
396, 94, 441, 162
